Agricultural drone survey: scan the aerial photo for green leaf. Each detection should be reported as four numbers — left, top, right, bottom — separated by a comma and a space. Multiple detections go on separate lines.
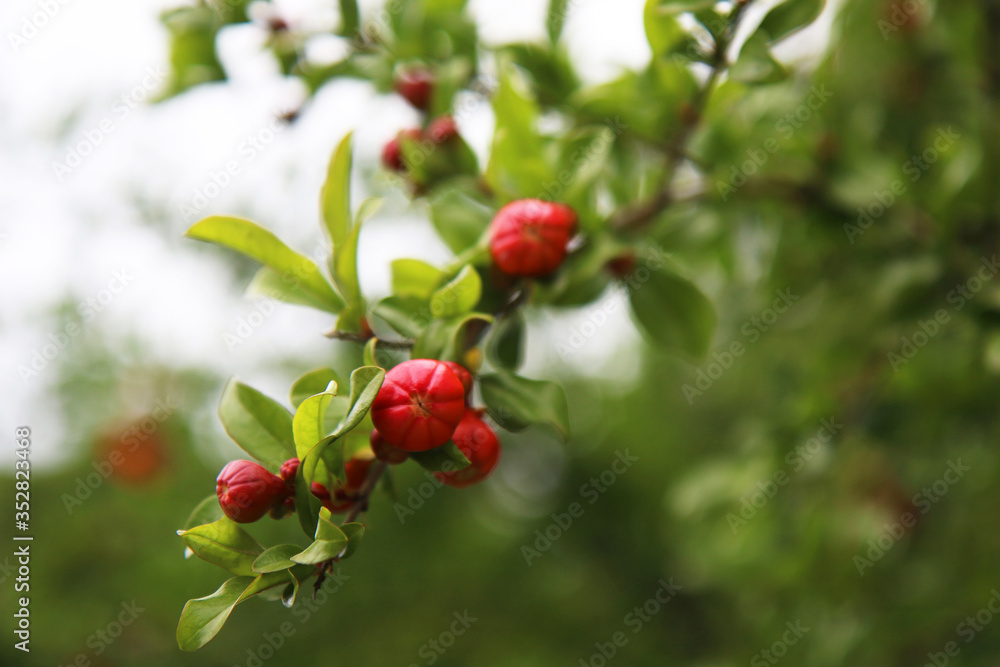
293, 383, 338, 459
430, 265, 482, 318
320, 133, 353, 250
184, 495, 223, 531
178, 517, 263, 577
392, 259, 445, 299
628, 264, 717, 360
501, 43, 580, 107
428, 188, 494, 255
294, 453, 324, 539
339, 366, 386, 435
487, 61, 552, 200
410, 441, 472, 473
644, 0, 688, 55
756, 0, 826, 43
412, 313, 493, 361
488, 311, 525, 371
290, 368, 340, 409
363, 338, 378, 367
218, 380, 296, 468
177, 577, 250, 651
186, 216, 344, 313
339, 522, 366, 560
731, 29, 788, 84
372, 295, 430, 338
546, 0, 569, 43
252, 544, 302, 573
292, 514, 349, 564
333, 209, 364, 309
479, 372, 570, 438
246, 266, 338, 313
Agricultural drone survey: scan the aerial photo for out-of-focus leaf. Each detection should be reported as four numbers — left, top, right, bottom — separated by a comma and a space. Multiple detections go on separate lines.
430, 265, 482, 318
479, 371, 570, 438
628, 264, 717, 360
410, 441, 471, 472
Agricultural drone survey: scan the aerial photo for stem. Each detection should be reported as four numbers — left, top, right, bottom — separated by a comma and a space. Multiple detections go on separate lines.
342, 461, 387, 524
611, 3, 747, 234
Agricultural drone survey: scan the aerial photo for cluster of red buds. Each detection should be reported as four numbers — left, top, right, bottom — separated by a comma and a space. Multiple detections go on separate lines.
214, 359, 501, 523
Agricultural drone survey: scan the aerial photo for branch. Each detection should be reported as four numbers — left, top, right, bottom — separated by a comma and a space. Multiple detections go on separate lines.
611, 4, 748, 234
342, 461, 388, 524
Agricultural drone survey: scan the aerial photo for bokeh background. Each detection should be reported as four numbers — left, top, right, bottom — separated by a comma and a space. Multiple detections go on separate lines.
4, 0, 1000, 665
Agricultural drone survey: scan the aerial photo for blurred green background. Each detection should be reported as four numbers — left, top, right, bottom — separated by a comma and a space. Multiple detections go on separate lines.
4, 0, 1000, 665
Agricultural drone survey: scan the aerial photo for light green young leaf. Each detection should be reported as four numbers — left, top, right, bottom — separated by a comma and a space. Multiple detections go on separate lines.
392, 258, 445, 299
290, 368, 340, 409
246, 266, 341, 313
186, 216, 343, 313
252, 544, 303, 573
293, 382, 338, 458
177, 577, 251, 651
430, 265, 482, 318
178, 517, 264, 577
320, 132, 354, 249
176, 572, 289, 651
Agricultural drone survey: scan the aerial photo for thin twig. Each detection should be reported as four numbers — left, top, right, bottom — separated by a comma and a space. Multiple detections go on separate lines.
611, 4, 748, 234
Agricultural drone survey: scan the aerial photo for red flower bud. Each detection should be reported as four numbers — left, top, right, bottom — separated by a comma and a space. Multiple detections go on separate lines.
310, 482, 353, 514
370, 359, 466, 452
216, 460, 287, 523
381, 128, 422, 172
427, 115, 459, 143
442, 361, 474, 399
606, 251, 637, 278
395, 68, 434, 111
370, 429, 409, 464
344, 451, 375, 491
435, 411, 501, 488
279, 457, 299, 484
489, 199, 578, 277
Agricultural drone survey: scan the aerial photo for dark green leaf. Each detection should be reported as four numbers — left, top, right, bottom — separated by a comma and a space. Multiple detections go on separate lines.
218, 380, 296, 469
756, 0, 826, 43
488, 311, 525, 371
339, 522, 366, 560
628, 264, 717, 359
290, 368, 341, 409
410, 441, 472, 473
479, 372, 570, 438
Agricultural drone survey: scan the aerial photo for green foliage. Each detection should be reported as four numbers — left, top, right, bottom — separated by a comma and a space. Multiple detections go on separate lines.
217, 380, 296, 469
